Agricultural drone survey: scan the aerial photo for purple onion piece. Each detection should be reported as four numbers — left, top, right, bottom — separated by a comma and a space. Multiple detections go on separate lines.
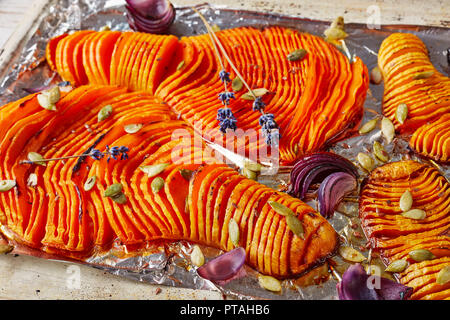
197, 247, 246, 282
337, 264, 413, 300
318, 172, 357, 218
125, 1, 175, 34
126, 0, 170, 19
288, 152, 358, 198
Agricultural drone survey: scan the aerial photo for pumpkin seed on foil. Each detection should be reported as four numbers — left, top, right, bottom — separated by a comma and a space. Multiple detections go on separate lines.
373, 141, 389, 162
124, 123, 143, 134
409, 249, 435, 262
370, 66, 383, 84
84, 176, 97, 192
28, 152, 46, 166
111, 192, 127, 204
139, 163, 169, 177
357, 152, 375, 171
231, 77, 243, 92
211, 24, 221, 32
287, 49, 307, 62
98, 104, 113, 122
358, 119, 377, 134
286, 214, 305, 239
228, 218, 240, 247
412, 70, 434, 80
241, 88, 269, 101
243, 159, 262, 172
258, 274, 282, 292
385, 259, 408, 273
381, 117, 395, 144
179, 169, 194, 181
0, 180, 16, 192
402, 208, 426, 220
176, 60, 185, 71
191, 245, 205, 267
399, 190, 413, 212
242, 167, 257, 180
0, 243, 13, 254
339, 246, 366, 262
268, 201, 294, 216
104, 183, 123, 198
395, 103, 408, 124
27, 174, 38, 188
436, 266, 450, 285
151, 177, 165, 194
99, 25, 111, 32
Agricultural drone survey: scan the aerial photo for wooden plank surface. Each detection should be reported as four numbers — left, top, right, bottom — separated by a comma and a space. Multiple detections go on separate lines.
0, 0, 448, 300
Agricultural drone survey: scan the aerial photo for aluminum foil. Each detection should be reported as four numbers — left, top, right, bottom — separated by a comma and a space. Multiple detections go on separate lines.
0, 0, 449, 300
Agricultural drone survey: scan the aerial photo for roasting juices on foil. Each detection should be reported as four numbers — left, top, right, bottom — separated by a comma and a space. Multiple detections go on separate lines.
0, 0, 448, 300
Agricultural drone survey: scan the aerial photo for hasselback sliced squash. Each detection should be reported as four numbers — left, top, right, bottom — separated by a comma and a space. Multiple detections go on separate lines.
359, 160, 450, 299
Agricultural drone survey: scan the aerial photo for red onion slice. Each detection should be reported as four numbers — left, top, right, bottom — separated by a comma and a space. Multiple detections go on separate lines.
197, 247, 246, 282
125, 0, 175, 34
318, 172, 357, 218
338, 264, 413, 300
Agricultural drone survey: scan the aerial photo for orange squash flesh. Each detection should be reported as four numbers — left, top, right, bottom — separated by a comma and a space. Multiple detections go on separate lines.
360, 160, 450, 300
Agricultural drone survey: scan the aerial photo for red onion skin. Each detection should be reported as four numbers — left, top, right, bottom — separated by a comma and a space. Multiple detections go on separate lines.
318, 172, 357, 218
197, 247, 246, 282
125, 0, 175, 34
125, 0, 169, 19
338, 264, 413, 300
288, 152, 358, 198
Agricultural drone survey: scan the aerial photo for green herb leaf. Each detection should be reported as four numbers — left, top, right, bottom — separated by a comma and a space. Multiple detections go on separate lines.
241, 88, 268, 101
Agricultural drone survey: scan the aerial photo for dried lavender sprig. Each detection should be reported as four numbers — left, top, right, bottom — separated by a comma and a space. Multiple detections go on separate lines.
20, 146, 129, 164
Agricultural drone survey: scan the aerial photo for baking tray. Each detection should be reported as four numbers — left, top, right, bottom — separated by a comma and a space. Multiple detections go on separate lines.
0, 0, 448, 300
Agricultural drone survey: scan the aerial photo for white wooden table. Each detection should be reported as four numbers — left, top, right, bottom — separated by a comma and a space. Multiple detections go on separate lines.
0, 0, 448, 300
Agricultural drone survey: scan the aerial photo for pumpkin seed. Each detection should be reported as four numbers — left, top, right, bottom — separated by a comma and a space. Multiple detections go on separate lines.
287, 49, 307, 62
286, 214, 305, 239
37, 93, 56, 111
46, 86, 61, 104
436, 266, 450, 285
358, 119, 378, 134
370, 66, 383, 84
139, 163, 169, 177
385, 259, 408, 273
357, 152, 375, 171
124, 123, 143, 134
98, 104, 113, 122
28, 152, 46, 166
191, 245, 205, 267
373, 141, 389, 162
339, 246, 366, 262
241, 88, 269, 101
179, 169, 194, 181
0, 243, 13, 254
27, 174, 38, 188
211, 24, 221, 32
412, 70, 434, 80
104, 183, 123, 198
231, 77, 243, 92
409, 249, 435, 262
399, 190, 413, 212
151, 177, 165, 194
84, 176, 97, 192
99, 25, 111, 31
381, 117, 395, 144
395, 103, 408, 124
228, 218, 240, 247
176, 60, 185, 70
330, 16, 345, 30
402, 208, 426, 220
242, 167, 257, 180
324, 27, 348, 42
111, 192, 127, 204
0, 180, 16, 192
243, 159, 262, 172
268, 201, 294, 216
258, 274, 282, 292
